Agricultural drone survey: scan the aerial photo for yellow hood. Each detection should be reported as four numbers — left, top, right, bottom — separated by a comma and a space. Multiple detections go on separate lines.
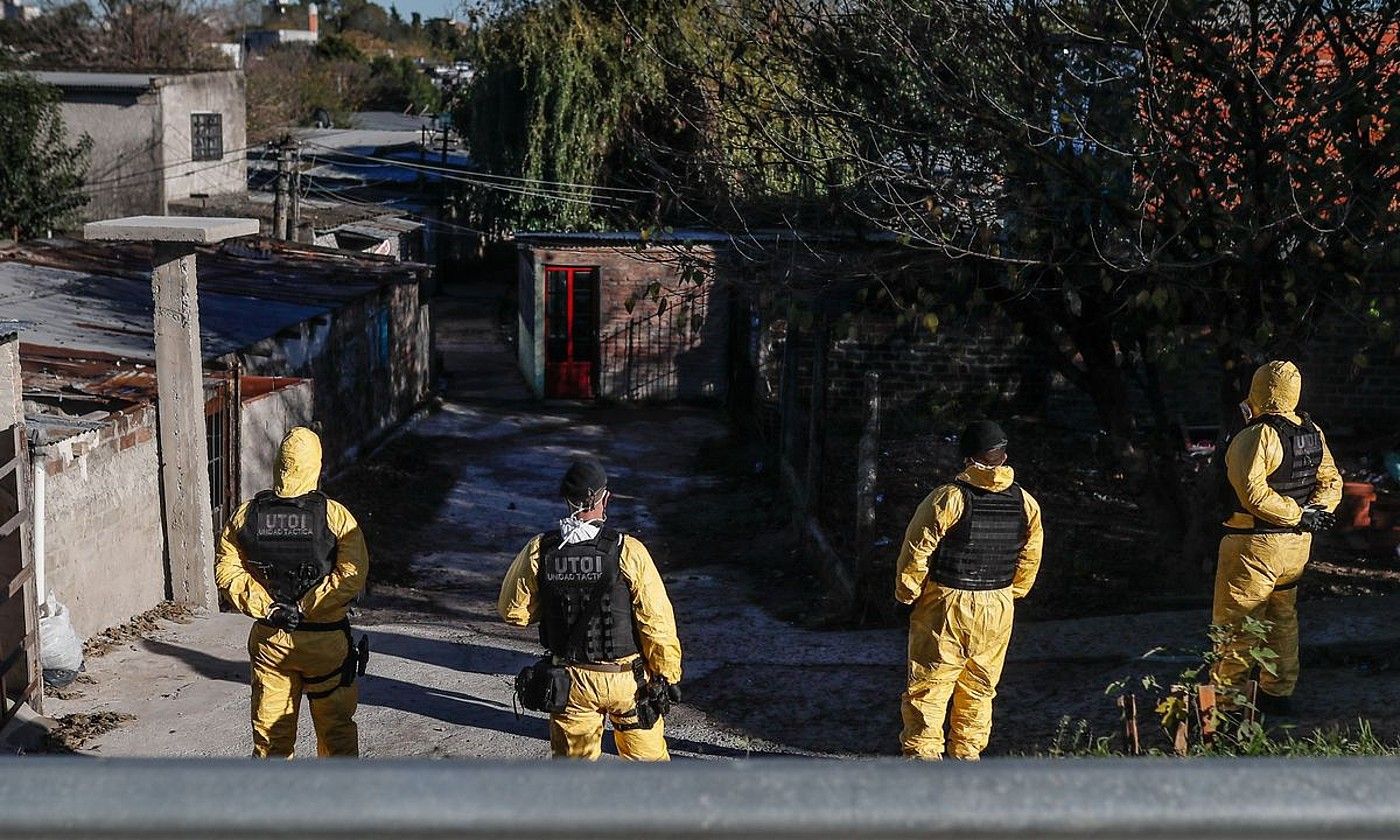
957, 463, 1015, 492
274, 427, 322, 497
1246, 361, 1302, 419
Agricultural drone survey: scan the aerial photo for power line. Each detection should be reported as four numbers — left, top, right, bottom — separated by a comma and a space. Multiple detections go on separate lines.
299, 141, 645, 207
299, 140, 653, 195
305, 184, 488, 236
81, 142, 267, 189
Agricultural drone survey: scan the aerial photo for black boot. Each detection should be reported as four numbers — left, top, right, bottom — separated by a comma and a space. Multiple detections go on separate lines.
1255, 691, 1294, 717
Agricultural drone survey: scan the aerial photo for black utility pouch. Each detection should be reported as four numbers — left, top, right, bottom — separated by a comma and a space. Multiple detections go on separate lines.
515, 657, 572, 714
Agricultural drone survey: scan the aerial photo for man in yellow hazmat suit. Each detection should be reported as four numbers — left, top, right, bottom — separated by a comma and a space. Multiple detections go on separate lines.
1212, 361, 1342, 714
216, 427, 369, 757
499, 456, 682, 760
895, 420, 1044, 760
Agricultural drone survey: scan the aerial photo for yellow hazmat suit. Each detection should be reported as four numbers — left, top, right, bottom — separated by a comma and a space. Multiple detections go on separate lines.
1211, 362, 1341, 698
216, 428, 369, 757
499, 533, 682, 761
895, 463, 1044, 760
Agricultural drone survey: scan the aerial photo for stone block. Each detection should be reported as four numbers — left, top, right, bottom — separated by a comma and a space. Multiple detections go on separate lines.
84, 215, 259, 243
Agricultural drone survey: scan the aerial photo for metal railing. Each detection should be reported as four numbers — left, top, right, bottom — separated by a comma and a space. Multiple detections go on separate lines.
4, 757, 1400, 838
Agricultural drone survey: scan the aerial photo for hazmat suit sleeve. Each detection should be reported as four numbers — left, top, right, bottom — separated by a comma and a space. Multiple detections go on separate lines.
497, 536, 542, 627
1310, 430, 1343, 512
215, 502, 276, 619
1011, 489, 1045, 599
1226, 424, 1302, 527
894, 485, 965, 604
621, 536, 683, 685
297, 499, 369, 622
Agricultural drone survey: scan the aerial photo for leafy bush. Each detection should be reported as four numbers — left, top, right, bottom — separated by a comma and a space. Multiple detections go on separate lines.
1047, 619, 1400, 758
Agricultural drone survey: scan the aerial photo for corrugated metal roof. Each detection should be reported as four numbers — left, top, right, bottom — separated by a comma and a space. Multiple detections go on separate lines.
0, 236, 428, 362
6, 237, 427, 441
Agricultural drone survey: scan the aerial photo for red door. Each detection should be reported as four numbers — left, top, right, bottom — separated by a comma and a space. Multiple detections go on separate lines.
544, 266, 599, 398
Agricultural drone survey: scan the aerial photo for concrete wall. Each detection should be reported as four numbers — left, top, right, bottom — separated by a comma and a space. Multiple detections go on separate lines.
239, 380, 315, 501
159, 72, 247, 206
234, 281, 431, 471
40, 407, 165, 641
53, 71, 246, 222
517, 242, 730, 401
57, 89, 163, 221
517, 249, 543, 396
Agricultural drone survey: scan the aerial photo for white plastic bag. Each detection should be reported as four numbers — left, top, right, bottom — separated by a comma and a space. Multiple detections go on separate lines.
39, 600, 84, 674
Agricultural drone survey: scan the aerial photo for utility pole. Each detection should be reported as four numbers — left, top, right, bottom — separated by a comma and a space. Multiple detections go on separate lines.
271, 138, 289, 240
288, 142, 302, 242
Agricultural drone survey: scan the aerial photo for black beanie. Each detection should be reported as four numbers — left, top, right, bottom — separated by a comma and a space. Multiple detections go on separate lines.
959, 420, 1008, 458
561, 457, 608, 506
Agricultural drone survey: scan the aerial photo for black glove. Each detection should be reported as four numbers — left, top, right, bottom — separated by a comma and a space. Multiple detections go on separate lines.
663, 679, 681, 705
1297, 507, 1336, 533
265, 602, 302, 631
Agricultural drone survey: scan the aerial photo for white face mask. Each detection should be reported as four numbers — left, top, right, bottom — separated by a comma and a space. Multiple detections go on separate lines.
558, 515, 603, 545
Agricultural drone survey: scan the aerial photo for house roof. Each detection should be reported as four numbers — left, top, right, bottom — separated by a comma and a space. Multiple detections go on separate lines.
0, 236, 428, 363
29, 71, 163, 91
514, 228, 904, 248
28, 70, 239, 92
515, 230, 734, 246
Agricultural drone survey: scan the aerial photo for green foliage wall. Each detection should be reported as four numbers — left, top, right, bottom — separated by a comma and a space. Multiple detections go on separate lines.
0, 74, 91, 240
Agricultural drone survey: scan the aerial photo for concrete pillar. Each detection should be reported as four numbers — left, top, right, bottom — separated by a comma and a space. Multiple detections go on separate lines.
149, 242, 217, 607
85, 216, 258, 611
0, 332, 20, 429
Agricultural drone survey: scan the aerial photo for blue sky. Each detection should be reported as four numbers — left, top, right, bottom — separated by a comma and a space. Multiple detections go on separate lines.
380, 0, 463, 22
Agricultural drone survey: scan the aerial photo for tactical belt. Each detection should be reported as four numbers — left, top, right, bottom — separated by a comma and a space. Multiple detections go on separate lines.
257, 617, 351, 632
565, 659, 635, 673
1222, 526, 1305, 536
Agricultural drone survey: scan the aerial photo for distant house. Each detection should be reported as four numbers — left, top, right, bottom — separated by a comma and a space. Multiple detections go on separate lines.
31, 71, 248, 223
515, 231, 732, 401
243, 2, 319, 53
1, 0, 39, 20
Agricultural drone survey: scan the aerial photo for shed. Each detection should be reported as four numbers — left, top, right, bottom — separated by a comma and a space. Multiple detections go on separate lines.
515, 231, 731, 401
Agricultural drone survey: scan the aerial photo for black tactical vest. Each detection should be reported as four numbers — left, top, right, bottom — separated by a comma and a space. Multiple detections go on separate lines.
240, 490, 338, 603
537, 528, 639, 663
1231, 414, 1323, 529
931, 482, 1028, 591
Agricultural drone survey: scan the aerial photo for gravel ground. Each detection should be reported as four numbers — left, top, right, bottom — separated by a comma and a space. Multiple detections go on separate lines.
35, 284, 1400, 759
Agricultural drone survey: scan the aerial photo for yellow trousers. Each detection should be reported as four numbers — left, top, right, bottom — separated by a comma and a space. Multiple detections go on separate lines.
901, 585, 1014, 760
549, 660, 669, 761
1211, 532, 1310, 698
248, 623, 359, 758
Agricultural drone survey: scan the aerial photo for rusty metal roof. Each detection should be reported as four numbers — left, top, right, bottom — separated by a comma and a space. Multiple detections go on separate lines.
0, 236, 428, 361
2, 236, 428, 440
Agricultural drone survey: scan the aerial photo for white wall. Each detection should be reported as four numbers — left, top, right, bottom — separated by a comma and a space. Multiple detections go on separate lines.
159, 71, 248, 205
41, 418, 166, 641
238, 381, 315, 501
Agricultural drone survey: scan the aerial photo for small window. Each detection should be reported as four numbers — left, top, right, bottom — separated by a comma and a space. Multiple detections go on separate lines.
191, 113, 223, 161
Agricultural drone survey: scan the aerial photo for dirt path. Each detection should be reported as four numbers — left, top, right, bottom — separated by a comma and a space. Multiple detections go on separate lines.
38, 284, 1400, 759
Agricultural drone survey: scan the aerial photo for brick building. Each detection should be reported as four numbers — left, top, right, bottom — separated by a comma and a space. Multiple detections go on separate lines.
515, 232, 731, 401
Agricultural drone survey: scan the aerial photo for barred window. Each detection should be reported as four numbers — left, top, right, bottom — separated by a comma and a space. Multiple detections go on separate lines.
191, 113, 223, 161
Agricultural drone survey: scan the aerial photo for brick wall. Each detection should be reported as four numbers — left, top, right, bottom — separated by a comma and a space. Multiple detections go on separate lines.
1297, 329, 1400, 430
519, 243, 731, 401
824, 313, 1040, 422
40, 405, 166, 641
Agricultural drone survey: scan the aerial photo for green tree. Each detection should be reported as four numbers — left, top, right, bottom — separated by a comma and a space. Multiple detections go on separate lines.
0, 74, 91, 240
365, 55, 440, 111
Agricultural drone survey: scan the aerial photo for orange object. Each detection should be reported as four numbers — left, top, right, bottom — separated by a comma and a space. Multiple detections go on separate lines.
1341, 482, 1377, 529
